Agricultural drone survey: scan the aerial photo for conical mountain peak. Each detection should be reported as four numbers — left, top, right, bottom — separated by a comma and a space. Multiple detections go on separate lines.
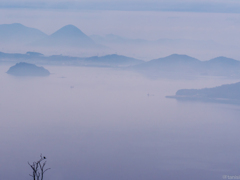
51, 25, 88, 38
33, 24, 96, 47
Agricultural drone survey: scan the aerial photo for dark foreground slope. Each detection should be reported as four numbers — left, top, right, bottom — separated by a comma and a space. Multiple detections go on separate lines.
7, 62, 50, 76
166, 82, 240, 105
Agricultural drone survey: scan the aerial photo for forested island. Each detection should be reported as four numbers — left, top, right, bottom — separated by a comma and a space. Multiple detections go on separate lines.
7, 62, 50, 76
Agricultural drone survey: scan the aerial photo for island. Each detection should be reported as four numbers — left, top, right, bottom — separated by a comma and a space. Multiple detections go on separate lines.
6, 62, 50, 76
166, 81, 240, 105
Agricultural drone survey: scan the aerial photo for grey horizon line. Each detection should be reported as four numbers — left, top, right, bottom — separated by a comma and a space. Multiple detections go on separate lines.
1, 2, 240, 14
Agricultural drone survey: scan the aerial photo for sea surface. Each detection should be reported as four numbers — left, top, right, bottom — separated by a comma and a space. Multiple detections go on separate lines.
1, 65, 240, 180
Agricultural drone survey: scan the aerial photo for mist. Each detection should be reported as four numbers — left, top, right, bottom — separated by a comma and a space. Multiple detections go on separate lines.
1, 65, 240, 180
1, 9, 240, 60
1, 2, 240, 180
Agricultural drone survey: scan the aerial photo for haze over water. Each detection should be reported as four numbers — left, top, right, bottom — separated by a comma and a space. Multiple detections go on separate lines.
1, 65, 240, 180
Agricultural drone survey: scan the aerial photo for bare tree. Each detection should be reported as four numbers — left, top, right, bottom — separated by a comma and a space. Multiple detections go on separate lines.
28, 154, 51, 180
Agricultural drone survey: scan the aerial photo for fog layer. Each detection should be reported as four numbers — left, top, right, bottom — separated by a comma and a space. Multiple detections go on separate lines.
1, 66, 240, 180
1, 10, 240, 60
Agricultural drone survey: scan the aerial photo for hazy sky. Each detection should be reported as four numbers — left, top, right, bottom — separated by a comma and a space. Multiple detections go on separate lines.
1, 9, 240, 41
1, 0, 240, 39
1, 0, 240, 13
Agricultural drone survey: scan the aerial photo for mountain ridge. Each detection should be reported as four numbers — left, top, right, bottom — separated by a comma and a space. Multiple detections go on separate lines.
0, 51, 144, 67
131, 54, 240, 78
31, 24, 97, 48
0, 23, 48, 44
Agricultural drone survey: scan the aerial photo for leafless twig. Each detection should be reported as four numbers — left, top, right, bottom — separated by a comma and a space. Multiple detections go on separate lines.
28, 154, 51, 180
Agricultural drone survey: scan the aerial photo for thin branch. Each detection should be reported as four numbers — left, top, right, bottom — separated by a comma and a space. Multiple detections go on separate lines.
28, 154, 50, 180
43, 168, 51, 173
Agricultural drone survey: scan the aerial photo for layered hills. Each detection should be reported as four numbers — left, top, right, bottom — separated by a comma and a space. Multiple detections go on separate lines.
0, 23, 98, 49
1, 52, 240, 77
1, 51, 240, 77
85, 54, 144, 66
135, 54, 201, 70
0, 51, 143, 67
132, 54, 240, 78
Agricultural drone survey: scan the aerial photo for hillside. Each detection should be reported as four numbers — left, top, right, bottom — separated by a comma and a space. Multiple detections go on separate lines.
166, 81, 240, 104
31, 25, 97, 48
0, 51, 143, 67
132, 54, 240, 78
0, 23, 48, 45
7, 62, 50, 76
84, 54, 144, 67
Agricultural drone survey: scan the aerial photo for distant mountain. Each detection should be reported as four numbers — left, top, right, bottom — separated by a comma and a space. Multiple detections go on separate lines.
0, 51, 143, 67
0, 23, 47, 44
90, 34, 216, 47
32, 25, 98, 48
26, 51, 44, 56
201, 56, 240, 76
90, 34, 148, 44
2, 51, 240, 76
45, 54, 143, 67
90, 34, 223, 61
0, 23, 106, 53
144, 54, 200, 65
132, 54, 240, 78
0, 51, 44, 61
84, 54, 144, 67
203, 56, 240, 69
7, 62, 50, 76
132, 54, 201, 77
206, 56, 240, 66
166, 81, 240, 105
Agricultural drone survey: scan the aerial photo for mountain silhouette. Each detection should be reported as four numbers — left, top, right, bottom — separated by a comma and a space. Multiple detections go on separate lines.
200, 56, 240, 76
148, 54, 200, 64
0, 51, 143, 67
0, 23, 47, 44
204, 56, 240, 66
6, 62, 50, 76
132, 54, 201, 78
85, 54, 144, 66
135, 54, 200, 69
132, 54, 240, 78
32, 25, 97, 48
166, 81, 240, 105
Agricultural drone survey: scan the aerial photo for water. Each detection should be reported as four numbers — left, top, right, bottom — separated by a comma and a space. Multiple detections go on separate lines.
0, 65, 240, 180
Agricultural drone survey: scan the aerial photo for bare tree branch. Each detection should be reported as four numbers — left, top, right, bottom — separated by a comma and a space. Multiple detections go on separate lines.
43, 168, 51, 173
28, 154, 51, 180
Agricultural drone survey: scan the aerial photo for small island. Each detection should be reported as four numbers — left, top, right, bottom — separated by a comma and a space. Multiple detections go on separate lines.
7, 62, 50, 76
166, 82, 240, 105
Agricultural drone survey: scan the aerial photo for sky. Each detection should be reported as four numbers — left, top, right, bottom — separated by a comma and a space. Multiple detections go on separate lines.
1, 0, 240, 13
